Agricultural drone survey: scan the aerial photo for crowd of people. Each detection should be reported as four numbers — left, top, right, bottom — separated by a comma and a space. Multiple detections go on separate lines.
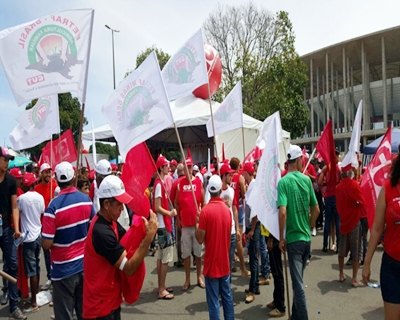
0, 142, 399, 320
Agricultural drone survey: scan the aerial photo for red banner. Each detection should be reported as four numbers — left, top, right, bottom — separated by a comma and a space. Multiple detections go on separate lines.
40, 129, 77, 168
316, 120, 337, 190
360, 126, 392, 227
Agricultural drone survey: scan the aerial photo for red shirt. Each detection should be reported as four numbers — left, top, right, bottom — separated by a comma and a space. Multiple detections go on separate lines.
336, 177, 365, 234
198, 197, 231, 278
383, 181, 400, 261
34, 179, 58, 208
177, 177, 203, 227
231, 172, 242, 209
153, 178, 172, 233
170, 175, 184, 205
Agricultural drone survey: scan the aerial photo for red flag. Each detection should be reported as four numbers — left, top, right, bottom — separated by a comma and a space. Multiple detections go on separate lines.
360, 126, 392, 227
244, 146, 263, 163
121, 142, 155, 217
315, 120, 337, 191
40, 129, 77, 169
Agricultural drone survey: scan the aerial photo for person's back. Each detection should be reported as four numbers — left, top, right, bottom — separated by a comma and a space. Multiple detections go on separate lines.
18, 191, 44, 242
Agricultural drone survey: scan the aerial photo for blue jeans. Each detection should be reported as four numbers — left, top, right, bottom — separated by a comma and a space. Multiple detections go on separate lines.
259, 233, 270, 278
229, 234, 236, 272
0, 227, 19, 313
205, 275, 234, 320
323, 196, 339, 248
248, 223, 260, 293
287, 241, 310, 320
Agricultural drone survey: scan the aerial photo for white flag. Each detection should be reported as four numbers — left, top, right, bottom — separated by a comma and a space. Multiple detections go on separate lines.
206, 81, 243, 137
162, 29, 208, 101
0, 9, 94, 105
247, 112, 282, 240
9, 95, 60, 150
102, 51, 174, 157
341, 100, 363, 170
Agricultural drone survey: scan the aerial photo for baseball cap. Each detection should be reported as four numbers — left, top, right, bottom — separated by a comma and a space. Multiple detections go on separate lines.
0, 147, 14, 161
242, 162, 255, 175
55, 161, 75, 183
287, 145, 302, 161
193, 165, 199, 172
9, 168, 23, 178
97, 175, 133, 204
156, 155, 169, 169
23, 172, 37, 187
220, 163, 234, 176
170, 159, 178, 167
207, 175, 222, 193
39, 163, 52, 174
95, 159, 112, 176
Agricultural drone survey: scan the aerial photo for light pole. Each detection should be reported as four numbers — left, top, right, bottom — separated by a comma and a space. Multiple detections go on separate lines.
105, 25, 119, 89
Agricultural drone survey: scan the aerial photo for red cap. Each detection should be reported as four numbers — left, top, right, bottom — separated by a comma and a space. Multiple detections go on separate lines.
243, 162, 255, 175
23, 172, 37, 187
185, 157, 193, 167
156, 155, 169, 169
111, 163, 118, 171
9, 168, 23, 178
170, 159, 178, 167
220, 163, 234, 176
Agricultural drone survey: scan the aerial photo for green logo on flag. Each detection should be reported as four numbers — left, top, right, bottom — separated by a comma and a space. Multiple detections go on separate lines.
166, 47, 200, 84
30, 98, 51, 129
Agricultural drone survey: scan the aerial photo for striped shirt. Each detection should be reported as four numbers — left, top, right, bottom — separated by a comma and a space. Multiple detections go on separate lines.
42, 186, 95, 280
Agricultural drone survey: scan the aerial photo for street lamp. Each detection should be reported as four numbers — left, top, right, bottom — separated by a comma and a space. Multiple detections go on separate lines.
105, 25, 119, 89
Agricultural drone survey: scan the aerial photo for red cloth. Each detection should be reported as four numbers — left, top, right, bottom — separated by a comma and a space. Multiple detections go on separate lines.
153, 178, 172, 233
17, 246, 29, 299
198, 197, 231, 278
34, 179, 58, 209
170, 176, 184, 205
121, 143, 155, 217
177, 177, 203, 227
231, 172, 241, 209
336, 177, 365, 234
383, 181, 400, 261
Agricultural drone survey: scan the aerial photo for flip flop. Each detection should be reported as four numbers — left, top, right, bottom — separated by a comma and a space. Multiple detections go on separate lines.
351, 281, 364, 288
158, 292, 174, 300
197, 282, 205, 289
166, 287, 174, 293
182, 283, 191, 291
338, 277, 345, 283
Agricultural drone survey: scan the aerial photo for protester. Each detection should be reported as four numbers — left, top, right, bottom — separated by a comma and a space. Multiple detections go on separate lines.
77, 178, 90, 195
89, 159, 112, 212
42, 161, 95, 320
336, 167, 365, 287
278, 144, 319, 320
83, 175, 158, 319
195, 175, 234, 320
363, 151, 400, 319
18, 172, 45, 313
153, 155, 177, 300
9, 168, 24, 196
0, 147, 25, 320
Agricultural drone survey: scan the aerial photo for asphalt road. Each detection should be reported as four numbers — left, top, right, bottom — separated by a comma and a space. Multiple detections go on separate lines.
0, 230, 384, 320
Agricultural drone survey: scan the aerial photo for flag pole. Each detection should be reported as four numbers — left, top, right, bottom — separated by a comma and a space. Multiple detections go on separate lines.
241, 126, 246, 162
207, 82, 220, 175
76, 10, 94, 174
283, 251, 291, 320
302, 148, 317, 174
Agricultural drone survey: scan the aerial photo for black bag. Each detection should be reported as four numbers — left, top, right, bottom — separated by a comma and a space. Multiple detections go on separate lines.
157, 228, 173, 249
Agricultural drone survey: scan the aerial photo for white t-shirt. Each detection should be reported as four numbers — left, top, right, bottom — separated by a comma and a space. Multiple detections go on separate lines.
18, 191, 45, 242
195, 172, 204, 184
154, 181, 166, 229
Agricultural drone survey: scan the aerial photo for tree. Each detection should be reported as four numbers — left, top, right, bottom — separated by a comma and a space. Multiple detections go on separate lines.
89, 142, 118, 160
204, 4, 308, 138
125, 46, 171, 77
22, 93, 87, 160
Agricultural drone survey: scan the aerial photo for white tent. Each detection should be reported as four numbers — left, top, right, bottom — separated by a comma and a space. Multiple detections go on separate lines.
83, 96, 290, 164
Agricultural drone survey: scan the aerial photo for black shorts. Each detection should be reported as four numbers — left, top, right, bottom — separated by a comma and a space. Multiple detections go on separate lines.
380, 252, 400, 304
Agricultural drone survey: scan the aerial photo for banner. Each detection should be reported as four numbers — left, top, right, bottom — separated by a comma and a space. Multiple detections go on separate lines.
103, 51, 174, 157
0, 9, 94, 105
247, 111, 282, 239
360, 126, 392, 227
162, 29, 208, 101
9, 95, 60, 150
40, 129, 77, 168
341, 100, 363, 170
206, 81, 243, 137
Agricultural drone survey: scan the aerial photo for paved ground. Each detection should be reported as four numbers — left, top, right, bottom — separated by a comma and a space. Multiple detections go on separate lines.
0, 230, 384, 319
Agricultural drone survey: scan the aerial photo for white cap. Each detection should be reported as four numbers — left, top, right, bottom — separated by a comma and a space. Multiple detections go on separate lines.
207, 175, 222, 193
95, 159, 112, 176
39, 163, 52, 174
287, 145, 302, 161
55, 161, 75, 183
98, 175, 133, 204
193, 165, 199, 172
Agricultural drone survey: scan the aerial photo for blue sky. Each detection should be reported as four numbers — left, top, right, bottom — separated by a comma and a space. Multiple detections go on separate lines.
1, 0, 400, 148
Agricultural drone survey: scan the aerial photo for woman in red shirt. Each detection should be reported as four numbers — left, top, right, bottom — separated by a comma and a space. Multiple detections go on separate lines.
363, 153, 400, 319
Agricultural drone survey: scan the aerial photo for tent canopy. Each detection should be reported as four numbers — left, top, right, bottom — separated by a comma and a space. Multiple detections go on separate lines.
363, 128, 400, 154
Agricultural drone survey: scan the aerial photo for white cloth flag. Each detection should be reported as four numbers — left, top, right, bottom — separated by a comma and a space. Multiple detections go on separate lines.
9, 95, 60, 150
247, 111, 282, 240
162, 29, 208, 101
206, 81, 243, 137
341, 100, 363, 169
102, 51, 174, 157
0, 9, 94, 105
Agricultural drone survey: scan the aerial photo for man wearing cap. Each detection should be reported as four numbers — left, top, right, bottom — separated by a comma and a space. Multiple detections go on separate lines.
153, 155, 176, 300
0, 147, 26, 319
18, 173, 45, 313
42, 161, 95, 320
175, 157, 205, 290
169, 159, 178, 180
83, 175, 158, 319
34, 162, 58, 290
277, 145, 319, 320
9, 168, 24, 197
89, 159, 112, 213
195, 175, 234, 320
193, 165, 204, 184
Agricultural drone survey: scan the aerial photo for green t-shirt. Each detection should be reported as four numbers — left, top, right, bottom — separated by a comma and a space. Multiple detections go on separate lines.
277, 171, 317, 244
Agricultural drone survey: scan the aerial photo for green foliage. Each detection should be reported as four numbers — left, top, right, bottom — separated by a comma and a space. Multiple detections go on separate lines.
89, 142, 118, 160
22, 93, 87, 160
125, 46, 171, 77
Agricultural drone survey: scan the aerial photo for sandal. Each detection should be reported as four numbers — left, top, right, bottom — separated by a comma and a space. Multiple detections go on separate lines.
158, 292, 174, 300
182, 283, 191, 291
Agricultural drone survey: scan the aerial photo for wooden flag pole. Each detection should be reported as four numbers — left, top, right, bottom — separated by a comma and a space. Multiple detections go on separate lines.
302, 148, 317, 174
241, 126, 246, 162
283, 250, 291, 320
206, 80, 221, 175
